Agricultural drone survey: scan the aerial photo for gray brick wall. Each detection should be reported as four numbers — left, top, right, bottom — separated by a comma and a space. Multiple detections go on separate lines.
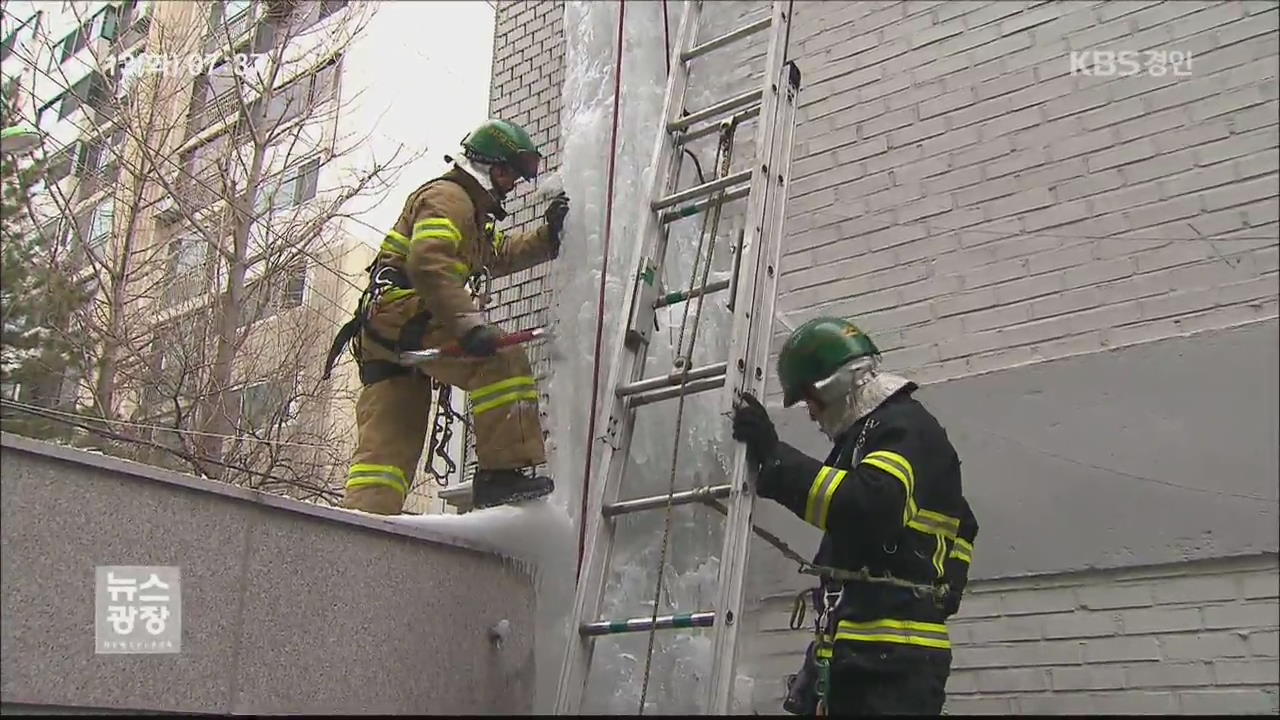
773, 0, 1279, 396
740, 553, 1280, 714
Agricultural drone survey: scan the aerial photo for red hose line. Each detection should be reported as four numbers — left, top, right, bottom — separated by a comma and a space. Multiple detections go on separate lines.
578, 0, 626, 581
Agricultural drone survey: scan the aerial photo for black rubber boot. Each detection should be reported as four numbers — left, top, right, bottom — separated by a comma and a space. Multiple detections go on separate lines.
472, 468, 554, 510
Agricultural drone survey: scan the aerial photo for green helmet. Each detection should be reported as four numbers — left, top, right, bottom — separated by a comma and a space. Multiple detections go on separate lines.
777, 316, 880, 407
460, 118, 542, 180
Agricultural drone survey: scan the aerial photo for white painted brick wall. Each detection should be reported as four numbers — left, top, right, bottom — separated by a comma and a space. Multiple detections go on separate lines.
738, 554, 1280, 715
772, 0, 1280, 400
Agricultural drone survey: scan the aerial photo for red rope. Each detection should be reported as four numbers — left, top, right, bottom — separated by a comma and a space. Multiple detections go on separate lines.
661, 0, 671, 76
577, 0, 627, 581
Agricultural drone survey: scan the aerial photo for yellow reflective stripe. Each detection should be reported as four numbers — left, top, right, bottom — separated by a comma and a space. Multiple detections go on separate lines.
381, 230, 409, 255
816, 645, 832, 659
839, 618, 949, 633
860, 451, 918, 524
411, 218, 462, 248
950, 537, 974, 563
805, 467, 839, 529
908, 515, 958, 540
451, 262, 471, 279
813, 470, 846, 530
834, 618, 951, 650
472, 376, 536, 402
819, 470, 847, 530
473, 390, 539, 415
932, 535, 947, 579
916, 509, 960, 536
381, 287, 416, 304
487, 221, 507, 254
345, 476, 407, 495
346, 463, 408, 495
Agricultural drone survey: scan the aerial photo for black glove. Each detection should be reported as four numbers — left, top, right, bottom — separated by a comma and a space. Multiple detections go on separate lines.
459, 324, 503, 357
544, 192, 569, 243
732, 392, 778, 468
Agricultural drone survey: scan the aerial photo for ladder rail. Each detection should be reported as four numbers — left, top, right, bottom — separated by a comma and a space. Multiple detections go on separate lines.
705, 2, 800, 711
555, 2, 801, 714
553, 2, 704, 714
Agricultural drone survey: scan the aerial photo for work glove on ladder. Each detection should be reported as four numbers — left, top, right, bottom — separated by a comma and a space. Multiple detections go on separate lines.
732, 393, 797, 503
733, 392, 782, 477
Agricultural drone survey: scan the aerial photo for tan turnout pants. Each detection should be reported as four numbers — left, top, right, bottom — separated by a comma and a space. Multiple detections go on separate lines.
341, 294, 546, 515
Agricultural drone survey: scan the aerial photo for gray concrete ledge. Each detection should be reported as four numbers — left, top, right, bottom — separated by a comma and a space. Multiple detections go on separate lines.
0, 431, 512, 561
1, 433, 538, 715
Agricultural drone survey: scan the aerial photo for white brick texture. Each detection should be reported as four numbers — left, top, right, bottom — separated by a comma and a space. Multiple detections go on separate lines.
778, 0, 1280, 381
738, 554, 1280, 715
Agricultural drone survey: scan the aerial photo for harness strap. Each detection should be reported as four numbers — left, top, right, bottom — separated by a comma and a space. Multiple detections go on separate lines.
322, 314, 362, 380
802, 562, 950, 603
359, 359, 410, 386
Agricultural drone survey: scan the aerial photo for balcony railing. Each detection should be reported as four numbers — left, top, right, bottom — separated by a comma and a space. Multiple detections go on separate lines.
204, 7, 256, 54
115, 15, 151, 51
188, 89, 242, 138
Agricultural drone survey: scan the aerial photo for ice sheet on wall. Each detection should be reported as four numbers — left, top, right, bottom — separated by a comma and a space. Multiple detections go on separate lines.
542, 0, 774, 713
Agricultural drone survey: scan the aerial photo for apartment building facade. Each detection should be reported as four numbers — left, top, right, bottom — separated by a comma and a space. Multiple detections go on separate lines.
1, 0, 380, 504
484, 0, 1278, 714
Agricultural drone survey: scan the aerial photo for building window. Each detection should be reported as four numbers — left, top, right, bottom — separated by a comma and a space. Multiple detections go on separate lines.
260, 57, 339, 128
224, 0, 253, 23
57, 74, 91, 119
253, 158, 319, 233
84, 129, 123, 174
88, 197, 114, 248
97, 5, 119, 41
58, 26, 87, 62
238, 261, 307, 328
163, 230, 208, 305
45, 142, 77, 182
319, 1, 346, 20
234, 377, 297, 430
281, 263, 307, 308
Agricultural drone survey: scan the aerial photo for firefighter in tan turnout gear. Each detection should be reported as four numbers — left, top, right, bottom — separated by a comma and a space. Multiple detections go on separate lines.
324, 119, 570, 514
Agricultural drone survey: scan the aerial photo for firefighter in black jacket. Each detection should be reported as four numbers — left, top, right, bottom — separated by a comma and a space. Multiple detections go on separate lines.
732, 316, 978, 715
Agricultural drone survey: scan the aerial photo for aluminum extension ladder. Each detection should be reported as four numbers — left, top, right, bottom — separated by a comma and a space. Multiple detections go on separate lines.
554, 0, 801, 714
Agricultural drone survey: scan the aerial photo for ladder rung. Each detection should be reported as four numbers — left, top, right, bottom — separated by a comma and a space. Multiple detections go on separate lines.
617, 361, 728, 397
668, 89, 764, 134
653, 170, 753, 211
627, 375, 725, 408
603, 483, 733, 518
680, 105, 761, 145
681, 16, 772, 62
654, 278, 731, 308
581, 611, 716, 637
660, 185, 750, 224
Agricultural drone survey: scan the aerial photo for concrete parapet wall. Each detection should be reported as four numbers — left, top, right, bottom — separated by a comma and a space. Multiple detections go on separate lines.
0, 432, 536, 715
